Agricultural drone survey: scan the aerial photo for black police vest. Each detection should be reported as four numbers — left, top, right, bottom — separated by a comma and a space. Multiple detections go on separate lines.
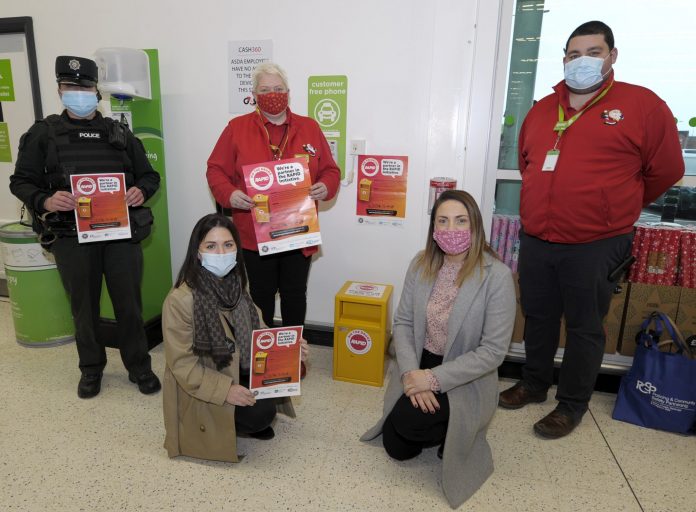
43, 114, 134, 191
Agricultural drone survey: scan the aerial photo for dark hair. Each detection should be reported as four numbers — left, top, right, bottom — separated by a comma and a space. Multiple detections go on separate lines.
564, 21, 614, 53
415, 189, 497, 286
175, 213, 248, 290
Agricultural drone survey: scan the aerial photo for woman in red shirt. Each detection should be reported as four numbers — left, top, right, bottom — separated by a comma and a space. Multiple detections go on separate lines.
206, 63, 340, 377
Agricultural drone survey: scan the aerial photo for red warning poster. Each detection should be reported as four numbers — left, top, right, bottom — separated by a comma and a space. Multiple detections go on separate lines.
242, 157, 321, 255
356, 155, 408, 225
249, 326, 303, 399
70, 173, 130, 243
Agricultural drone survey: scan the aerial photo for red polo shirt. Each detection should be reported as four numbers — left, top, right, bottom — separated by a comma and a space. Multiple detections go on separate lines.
206, 108, 341, 256
518, 75, 684, 243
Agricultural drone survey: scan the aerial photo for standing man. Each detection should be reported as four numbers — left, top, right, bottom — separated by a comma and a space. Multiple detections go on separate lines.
10, 56, 161, 399
498, 21, 684, 438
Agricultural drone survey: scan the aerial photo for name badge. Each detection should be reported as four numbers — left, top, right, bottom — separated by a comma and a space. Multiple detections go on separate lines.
542, 150, 559, 172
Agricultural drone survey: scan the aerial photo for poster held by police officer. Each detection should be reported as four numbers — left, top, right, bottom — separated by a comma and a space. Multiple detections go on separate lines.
70, 172, 131, 243
242, 157, 322, 255
249, 326, 303, 399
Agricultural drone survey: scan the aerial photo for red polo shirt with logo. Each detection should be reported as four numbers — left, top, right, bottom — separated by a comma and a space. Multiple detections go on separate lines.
207, 108, 340, 256
518, 75, 684, 243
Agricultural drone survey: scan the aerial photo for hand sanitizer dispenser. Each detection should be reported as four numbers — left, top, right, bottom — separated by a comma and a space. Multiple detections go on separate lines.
94, 48, 151, 100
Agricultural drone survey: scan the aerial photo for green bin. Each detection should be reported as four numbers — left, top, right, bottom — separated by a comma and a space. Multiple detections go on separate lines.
0, 222, 74, 347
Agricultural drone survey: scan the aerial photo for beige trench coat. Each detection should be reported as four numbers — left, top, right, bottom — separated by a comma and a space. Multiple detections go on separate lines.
162, 283, 295, 462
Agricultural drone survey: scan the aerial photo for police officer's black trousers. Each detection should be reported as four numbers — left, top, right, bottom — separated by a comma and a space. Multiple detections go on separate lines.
52, 237, 152, 376
518, 231, 633, 419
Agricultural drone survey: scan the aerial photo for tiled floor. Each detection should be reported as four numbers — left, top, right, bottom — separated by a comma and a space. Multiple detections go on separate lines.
1, 298, 694, 511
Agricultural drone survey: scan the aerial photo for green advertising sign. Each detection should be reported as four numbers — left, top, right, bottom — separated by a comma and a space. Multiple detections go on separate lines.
0, 59, 15, 101
100, 49, 172, 325
0, 122, 11, 162
308, 75, 347, 179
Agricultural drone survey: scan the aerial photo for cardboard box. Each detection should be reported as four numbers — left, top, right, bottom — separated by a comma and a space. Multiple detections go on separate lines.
676, 286, 696, 341
603, 283, 629, 354
619, 283, 680, 356
558, 318, 567, 348
510, 275, 626, 354
510, 273, 524, 343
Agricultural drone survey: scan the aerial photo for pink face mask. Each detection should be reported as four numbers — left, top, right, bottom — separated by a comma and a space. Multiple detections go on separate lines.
433, 229, 471, 255
256, 92, 289, 115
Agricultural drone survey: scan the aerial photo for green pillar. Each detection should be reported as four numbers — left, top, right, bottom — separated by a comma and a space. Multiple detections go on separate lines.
498, 0, 545, 170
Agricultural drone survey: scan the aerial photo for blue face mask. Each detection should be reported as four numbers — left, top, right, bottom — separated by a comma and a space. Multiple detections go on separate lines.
563, 55, 610, 91
199, 251, 237, 278
61, 90, 98, 117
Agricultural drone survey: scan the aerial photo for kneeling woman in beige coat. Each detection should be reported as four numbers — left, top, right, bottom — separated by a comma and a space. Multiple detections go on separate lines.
162, 213, 305, 462
361, 190, 515, 508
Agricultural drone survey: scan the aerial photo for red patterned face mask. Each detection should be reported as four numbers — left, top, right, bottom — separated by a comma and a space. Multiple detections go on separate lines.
256, 92, 289, 115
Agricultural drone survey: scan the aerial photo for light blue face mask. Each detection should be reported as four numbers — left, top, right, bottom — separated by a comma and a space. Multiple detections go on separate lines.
563, 55, 610, 91
199, 251, 237, 278
61, 90, 98, 118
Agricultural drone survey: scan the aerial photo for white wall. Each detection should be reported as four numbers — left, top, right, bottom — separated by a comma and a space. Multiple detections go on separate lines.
2, 0, 507, 325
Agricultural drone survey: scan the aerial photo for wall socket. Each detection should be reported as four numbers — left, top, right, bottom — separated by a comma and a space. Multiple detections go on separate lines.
349, 139, 366, 155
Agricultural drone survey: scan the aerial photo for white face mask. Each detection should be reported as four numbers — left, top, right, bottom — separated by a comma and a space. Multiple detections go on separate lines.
199, 251, 237, 278
564, 54, 610, 91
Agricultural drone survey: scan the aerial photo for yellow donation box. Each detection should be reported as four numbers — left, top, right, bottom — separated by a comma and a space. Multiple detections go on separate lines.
334, 281, 393, 387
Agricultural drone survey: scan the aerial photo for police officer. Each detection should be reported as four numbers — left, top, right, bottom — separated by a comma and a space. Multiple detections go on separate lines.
9, 56, 161, 399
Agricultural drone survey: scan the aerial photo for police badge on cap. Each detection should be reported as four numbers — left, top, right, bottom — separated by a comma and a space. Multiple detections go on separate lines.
55, 56, 98, 87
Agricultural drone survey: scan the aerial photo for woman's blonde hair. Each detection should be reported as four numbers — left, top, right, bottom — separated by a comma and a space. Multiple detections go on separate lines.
415, 189, 498, 287
252, 62, 289, 92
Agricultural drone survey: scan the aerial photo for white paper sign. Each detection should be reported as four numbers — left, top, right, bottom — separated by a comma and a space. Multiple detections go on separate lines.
344, 282, 387, 298
228, 40, 273, 114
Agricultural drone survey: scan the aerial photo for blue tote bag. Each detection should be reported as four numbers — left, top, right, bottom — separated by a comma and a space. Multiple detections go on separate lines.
612, 312, 696, 435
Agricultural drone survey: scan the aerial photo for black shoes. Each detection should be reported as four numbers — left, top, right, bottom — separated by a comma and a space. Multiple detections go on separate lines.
248, 426, 275, 440
78, 373, 103, 399
533, 409, 581, 439
128, 370, 161, 395
498, 381, 548, 409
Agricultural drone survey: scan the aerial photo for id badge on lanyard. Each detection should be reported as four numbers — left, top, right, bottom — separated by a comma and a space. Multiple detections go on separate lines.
542, 150, 559, 172
543, 82, 613, 173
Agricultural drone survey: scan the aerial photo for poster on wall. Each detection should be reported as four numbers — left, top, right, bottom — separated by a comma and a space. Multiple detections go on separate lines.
70, 173, 131, 243
228, 40, 273, 114
308, 75, 347, 179
0, 58, 16, 162
249, 326, 302, 399
0, 122, 11, 162
242, 157, 322, 254
356, 155, 408, 227
0, 59, 16, 101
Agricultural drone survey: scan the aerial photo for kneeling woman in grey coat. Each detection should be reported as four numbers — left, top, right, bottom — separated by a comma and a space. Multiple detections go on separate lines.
361, 190, 515, 508
162, 214, 305, 462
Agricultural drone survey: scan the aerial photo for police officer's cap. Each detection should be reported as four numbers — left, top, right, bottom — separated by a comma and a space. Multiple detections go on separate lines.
55, 56, 98, 87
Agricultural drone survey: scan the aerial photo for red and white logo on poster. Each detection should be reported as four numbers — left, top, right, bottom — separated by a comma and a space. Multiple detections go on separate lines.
75, 177, 97, 195
360, 158, 379, 177
249, 166, 274, 191
346, 329, 372, 355
256, 331, 275, 350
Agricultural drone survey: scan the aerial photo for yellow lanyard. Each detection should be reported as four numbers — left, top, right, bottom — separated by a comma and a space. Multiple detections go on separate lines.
257, 108, 289, 160
551, 81, 613, 150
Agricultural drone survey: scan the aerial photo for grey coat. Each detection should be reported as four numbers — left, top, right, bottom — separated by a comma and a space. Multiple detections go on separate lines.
361, 252, 515, 509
